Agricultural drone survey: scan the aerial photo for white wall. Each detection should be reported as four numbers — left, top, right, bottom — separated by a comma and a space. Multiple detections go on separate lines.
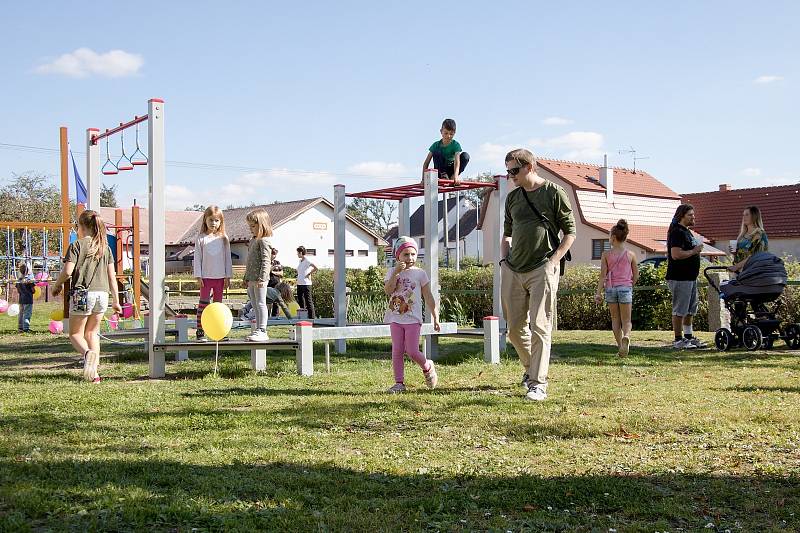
766, 237, 800, 262
271, 204, 379, 270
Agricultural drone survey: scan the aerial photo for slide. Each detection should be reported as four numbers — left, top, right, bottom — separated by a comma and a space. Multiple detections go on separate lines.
139, 280, 178, 318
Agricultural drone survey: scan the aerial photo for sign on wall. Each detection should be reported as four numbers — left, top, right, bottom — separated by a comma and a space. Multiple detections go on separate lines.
312, 222, 328, 231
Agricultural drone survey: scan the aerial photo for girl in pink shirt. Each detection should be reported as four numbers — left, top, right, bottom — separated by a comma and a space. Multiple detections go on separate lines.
383, 236, 440, 393
595, 220, 639, 356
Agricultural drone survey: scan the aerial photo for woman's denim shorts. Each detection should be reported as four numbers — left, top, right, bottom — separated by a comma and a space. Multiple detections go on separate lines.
605, 286, 633, 304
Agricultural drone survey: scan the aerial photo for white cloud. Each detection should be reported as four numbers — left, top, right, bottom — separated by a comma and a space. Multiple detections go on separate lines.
163, 169, 336, 210
541, 116, 574, 126
530, 131, 605, 160
740, 167, 762, 177
34, 48, 144, 78
753, 75, 783, 84
347, 161, 408, 177
474, 142, 519, 163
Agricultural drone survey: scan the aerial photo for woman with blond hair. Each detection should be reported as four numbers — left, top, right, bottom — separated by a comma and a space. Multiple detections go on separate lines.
53, 210, 122, 382
729, 205, 769, 273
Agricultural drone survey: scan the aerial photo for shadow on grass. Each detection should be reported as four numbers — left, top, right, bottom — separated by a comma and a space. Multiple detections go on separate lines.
181, 386, 356, 398
723, 385, 800, 394
0, 458, 797, 531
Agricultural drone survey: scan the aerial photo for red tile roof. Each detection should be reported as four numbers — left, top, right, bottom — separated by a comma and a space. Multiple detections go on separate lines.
585, 221, 723, 255
99, 207, 202, 246
682, 184, 800, 240
537, 159, 680, 199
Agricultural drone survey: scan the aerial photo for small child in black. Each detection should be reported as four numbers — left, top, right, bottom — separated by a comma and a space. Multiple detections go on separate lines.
16, 262, 35, 333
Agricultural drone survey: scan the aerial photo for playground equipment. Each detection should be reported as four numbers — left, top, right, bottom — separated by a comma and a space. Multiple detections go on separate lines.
81, 99, 166, 377
1, 222, 65, 295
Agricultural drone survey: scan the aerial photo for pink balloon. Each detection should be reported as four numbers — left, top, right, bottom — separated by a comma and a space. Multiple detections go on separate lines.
49, 320, 64, 334
109, 314, 119, 330
122, 303, 133, 319
0, 299, 7, 313
36, 281, 48, 288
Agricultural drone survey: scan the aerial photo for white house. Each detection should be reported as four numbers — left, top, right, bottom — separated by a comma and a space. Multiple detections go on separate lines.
479, 158, 725, 265
169, 197, 387, 272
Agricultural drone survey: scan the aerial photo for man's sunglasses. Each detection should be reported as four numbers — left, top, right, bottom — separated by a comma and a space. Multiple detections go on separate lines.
506, 160, 529, 177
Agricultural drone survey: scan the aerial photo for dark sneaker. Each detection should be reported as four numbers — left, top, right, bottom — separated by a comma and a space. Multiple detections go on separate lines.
196, 329, 208, 342
521, 372, 530, 389
687, 337, 707, 348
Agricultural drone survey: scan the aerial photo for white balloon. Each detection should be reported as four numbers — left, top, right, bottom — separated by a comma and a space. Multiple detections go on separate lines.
7, 303, 20, 317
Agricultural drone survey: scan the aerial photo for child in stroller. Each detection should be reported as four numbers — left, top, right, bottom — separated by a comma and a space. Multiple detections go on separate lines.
706, 252, 800, 351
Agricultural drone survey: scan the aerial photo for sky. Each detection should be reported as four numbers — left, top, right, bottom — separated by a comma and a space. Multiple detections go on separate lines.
1, 1, 798, 212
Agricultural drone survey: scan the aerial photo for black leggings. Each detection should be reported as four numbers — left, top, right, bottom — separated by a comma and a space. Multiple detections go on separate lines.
432, 150, 470, 179
296, 285, 315, 319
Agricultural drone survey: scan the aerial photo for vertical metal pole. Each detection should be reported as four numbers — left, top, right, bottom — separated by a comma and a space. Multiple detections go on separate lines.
423, 169, 439, 359
175, 316, 189, 361
59, 127, 70, 254
494, 178, 509, 350
455, 190, 461, 271
148, 98, 167, 378
85, 129, 100, 211
333, 184, 347, 353
443, 191, 449, 267
296, 321, 314, 376
398, 198, 410, 237
132, 206, 142, 318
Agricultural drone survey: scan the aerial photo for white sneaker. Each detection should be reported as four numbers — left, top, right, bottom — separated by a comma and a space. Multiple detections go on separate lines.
672, 338, 696, 350
247, 330, 269, 342
686, 336, 707, 348
423, 362, 438, 389
619, 336, 630, 356
83, 350, 99, 381
525, 384, 547, 402
387, 383, 407, 394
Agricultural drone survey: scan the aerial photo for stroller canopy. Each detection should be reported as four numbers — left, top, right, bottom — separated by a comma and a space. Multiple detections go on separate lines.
721, 252, 787, 299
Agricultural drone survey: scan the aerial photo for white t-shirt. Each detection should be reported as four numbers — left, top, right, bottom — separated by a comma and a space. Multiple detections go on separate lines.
384, 267, 430, 325
193, 234, 232, 279
297, 257, 316, 286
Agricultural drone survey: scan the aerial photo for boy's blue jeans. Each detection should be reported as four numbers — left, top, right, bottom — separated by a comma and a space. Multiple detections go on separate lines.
18, 303, 32, 332
432, 150, 470, 179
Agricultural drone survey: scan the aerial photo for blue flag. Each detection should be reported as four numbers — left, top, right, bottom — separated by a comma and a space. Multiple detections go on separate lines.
70, 150, 87, 204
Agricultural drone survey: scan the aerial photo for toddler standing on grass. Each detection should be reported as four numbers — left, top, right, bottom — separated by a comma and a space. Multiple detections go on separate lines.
384, 237, 440, 393
595, 219, 639, 356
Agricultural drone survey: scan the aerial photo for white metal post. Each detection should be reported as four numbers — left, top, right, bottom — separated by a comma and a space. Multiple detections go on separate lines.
455, 190, 461, 271
423, 169, 439, 359
494, 178, 509, 350
483, 316, 500, 364
333, 184, 347, 353
251, 346, 267, 371
147, 99, 167, 378
175, 316, 188, 361
296, 321, 314, 376
398, 198, 410, 238
85, 129, 100, 210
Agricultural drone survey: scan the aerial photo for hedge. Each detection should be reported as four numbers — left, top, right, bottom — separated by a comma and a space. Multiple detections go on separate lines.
167, 260, 800, 330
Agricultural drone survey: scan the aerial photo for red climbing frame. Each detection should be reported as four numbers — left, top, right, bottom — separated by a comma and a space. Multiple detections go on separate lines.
346, 177, 498, 200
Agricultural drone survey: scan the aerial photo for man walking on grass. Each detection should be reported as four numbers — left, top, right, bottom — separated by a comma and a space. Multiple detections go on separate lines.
500, 149, 576, 402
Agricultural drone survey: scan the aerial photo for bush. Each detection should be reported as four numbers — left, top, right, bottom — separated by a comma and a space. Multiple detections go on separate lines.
307, 259, 800, 328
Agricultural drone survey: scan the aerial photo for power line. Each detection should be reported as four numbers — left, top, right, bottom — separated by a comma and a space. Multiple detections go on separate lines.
0, 142, 418, 182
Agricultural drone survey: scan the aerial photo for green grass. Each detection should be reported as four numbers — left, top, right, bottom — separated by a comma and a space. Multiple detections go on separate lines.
1, 303, 799, 531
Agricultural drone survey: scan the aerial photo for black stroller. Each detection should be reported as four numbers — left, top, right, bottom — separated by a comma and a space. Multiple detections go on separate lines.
705, 252, 800, 351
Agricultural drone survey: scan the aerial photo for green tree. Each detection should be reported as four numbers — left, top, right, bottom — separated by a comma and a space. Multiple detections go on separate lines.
347, 198, 397, 237
0, 172, 61, 222
100, 183, 119, 207
185, 204, 206, 212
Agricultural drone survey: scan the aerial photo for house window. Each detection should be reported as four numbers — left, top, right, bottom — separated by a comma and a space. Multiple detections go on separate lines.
328, 249, 335, 256
592, 239, 611, 260
345, 250, 354, 257
306, 248, 316, 256
358, 250, 368, 257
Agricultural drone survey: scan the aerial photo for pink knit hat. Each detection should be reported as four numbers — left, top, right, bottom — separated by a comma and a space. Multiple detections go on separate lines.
393, 236, 418, 259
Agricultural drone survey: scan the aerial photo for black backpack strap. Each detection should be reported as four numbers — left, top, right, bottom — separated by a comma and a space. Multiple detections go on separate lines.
520, 187, 572, 262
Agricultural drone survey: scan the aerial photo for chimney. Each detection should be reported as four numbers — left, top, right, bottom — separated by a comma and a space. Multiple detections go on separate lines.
599, 154, 614, 203
719, 184, 732, 192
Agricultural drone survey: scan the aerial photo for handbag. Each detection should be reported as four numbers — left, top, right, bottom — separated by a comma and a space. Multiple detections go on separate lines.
520, 187, 572, 276
69, 241, 101, 312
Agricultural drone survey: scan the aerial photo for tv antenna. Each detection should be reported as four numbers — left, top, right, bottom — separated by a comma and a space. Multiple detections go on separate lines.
618, 147, 650, 174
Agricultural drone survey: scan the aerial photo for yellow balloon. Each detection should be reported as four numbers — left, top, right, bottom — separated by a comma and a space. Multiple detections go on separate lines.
49, 309, 65, 321
287, 300, 300, 317
33, 286, 42, 299
200, 302, 233, 341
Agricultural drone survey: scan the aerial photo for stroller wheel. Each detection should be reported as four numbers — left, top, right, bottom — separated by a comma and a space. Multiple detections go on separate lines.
742, 325, 763, 351
715, 328, 734, 351
785, 324, 800, 349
